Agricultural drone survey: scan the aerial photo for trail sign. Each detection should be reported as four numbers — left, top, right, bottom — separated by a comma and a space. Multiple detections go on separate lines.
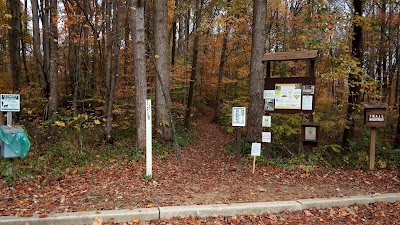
1, 94, 20, 112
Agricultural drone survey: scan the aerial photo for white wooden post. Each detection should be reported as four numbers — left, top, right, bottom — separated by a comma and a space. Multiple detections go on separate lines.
146, 99, 152, 177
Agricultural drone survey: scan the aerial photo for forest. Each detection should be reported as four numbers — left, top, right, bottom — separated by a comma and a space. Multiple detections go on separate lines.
1, 0, 400, 179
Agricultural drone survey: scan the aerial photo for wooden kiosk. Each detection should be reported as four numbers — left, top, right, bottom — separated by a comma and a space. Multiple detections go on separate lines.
262, 50, 319, 157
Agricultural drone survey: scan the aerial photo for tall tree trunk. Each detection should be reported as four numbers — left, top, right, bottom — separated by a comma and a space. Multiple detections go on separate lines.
378, 0, 387, 102
394, 47, 400, 148
83, 0, 90, 97
182, 8, 190, 105
132, 0, 147, 148
185, 0, 203, 129
154, 0, 172, 140
8, 0, 22, 93
247, 0, 267, 142
32, 0, 44, 90
214, 23, 229, 123
171, 0, 178, 66
21, 0, 29, 85
177, 0, 184, 57
123, 0, 131, 85
104, 0, 120, 144
92, 24, 99, 95
48, 0, 58, 121
41, 0, 51, 98
342, 0, 363, 149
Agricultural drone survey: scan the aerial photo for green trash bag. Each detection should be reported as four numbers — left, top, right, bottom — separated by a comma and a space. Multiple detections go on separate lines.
0, 125, 31, 158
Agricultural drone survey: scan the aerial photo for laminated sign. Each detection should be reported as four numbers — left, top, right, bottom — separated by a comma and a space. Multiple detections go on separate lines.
1, 94, 20, 112
232, 107, 246, 127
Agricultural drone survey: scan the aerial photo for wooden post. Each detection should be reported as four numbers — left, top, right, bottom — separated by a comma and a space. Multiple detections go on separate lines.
369, 127, 376, 170
236, 127, 242, 169
252, 156, 256, 174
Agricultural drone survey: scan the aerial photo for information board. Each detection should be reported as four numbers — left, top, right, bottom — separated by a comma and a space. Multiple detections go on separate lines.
262, 116, 271, 127
1, 94, 20, 112
262, 132, 272, 143
232, 107, 246, 127
251, 143, 261, 156
304, 127, 317, 141
274, 83, 302, 109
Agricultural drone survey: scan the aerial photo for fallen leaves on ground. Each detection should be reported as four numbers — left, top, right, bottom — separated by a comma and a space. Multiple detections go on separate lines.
1, 107, 399, 221
97, 201, 400, 225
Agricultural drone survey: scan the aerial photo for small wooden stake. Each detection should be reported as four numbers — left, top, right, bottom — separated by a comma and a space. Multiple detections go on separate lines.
252, 156, 256, 174
369, 127, 376, 170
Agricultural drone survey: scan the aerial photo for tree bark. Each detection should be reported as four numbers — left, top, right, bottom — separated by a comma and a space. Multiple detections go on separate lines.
177, 0, 185, 57
123, 0, 131, 84
21, 0, 29, 85
342, 0, 363, 149
154, 0, 172, 140
104, 0, 121, 144
132, 0, 147, 148
83, 0, 90, 97
48, 0, 59, 121
41, 0, 51, 98
31, 0, 43, 87
8, 0, 22, 93
185, 0, 203, 129
247, 0, 267, 142
214, 22, 229, 123
394, 47, 400, 148
171, 0, 178, 66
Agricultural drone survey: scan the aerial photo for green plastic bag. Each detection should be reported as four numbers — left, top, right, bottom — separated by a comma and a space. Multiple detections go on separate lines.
0, 125, 31, 158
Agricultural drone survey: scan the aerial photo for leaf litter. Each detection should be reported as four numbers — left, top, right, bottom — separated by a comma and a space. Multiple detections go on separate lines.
1, 107, 399, 224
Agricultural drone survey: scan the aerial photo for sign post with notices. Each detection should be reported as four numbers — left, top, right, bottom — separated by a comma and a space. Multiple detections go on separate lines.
1, 94, 20, 126
232, 107, 246, 170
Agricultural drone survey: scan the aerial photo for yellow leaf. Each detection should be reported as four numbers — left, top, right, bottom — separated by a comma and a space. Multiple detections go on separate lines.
155, 55, 160, 59
74, 125, 81, 131
94, 119, 101, 125
91, 217, 103, 225
4, 14, 12, 19
55, 121, 66, 127
160, 119, 169, 126
131, 6, 136, 10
